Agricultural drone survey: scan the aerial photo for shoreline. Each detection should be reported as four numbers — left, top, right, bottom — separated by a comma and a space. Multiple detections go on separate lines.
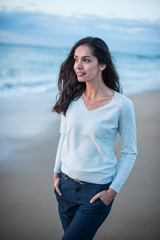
0, 90, 160, 239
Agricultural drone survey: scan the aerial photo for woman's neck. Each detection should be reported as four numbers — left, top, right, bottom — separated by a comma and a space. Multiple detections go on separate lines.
84, 81, 113, 99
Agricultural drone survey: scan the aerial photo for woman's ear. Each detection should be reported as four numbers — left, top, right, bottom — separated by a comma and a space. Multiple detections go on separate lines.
99, 64, 107, 71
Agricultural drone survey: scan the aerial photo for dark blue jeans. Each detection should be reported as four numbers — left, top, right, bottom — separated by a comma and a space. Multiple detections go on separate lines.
54, 173, 114, 240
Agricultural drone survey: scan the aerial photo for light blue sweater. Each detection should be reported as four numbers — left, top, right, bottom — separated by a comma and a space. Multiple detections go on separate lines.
54, 90, 137, 193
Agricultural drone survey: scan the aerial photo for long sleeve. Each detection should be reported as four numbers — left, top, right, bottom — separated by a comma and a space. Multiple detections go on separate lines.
109, 99, 137, 193
53, 114, 66, 173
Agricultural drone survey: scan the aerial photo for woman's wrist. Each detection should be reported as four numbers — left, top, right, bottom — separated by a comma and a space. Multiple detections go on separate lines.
107, 188, 117, 197
54, 172, 61, 181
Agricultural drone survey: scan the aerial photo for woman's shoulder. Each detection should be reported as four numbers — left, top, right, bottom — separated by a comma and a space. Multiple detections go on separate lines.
114, 91, 134, 112
115, 91, 133, 105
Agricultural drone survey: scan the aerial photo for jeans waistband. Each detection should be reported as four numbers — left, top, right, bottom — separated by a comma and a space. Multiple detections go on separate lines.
61, 172, 112, 187
62, 172, 85, 185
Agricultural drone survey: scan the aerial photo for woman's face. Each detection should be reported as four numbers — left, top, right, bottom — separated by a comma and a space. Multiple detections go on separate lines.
74, 45, 105, 83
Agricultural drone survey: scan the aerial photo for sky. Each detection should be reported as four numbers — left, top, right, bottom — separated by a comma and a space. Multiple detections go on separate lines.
1, 0, 160, 20
0, 0, 160, 55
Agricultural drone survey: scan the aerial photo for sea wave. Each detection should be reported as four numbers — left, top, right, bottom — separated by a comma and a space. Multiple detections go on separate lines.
0, 43, 160, 97
0, 76, 58, 97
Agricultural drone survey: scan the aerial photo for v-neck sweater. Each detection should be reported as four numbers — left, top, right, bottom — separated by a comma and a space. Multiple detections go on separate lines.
54, 90, 137, 193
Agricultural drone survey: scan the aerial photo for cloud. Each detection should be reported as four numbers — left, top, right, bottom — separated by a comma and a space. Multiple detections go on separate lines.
95, 24, 149, 33
0, 10, 160, 54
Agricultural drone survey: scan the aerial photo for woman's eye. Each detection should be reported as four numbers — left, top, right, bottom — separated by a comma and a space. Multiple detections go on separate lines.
84, 59, 90, 63
74, 58, 90, 63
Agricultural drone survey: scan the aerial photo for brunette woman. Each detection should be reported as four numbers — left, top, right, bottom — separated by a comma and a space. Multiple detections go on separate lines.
53, 37, 137, 240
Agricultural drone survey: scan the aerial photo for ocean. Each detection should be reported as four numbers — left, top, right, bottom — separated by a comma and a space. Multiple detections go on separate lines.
0, 43, 160, 97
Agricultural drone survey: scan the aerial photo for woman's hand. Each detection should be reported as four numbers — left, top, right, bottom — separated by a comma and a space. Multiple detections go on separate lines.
90, 188, 117, 206
54, 172, 62, 196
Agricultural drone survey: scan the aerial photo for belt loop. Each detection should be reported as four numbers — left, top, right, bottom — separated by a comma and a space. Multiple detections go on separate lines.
63, 175, 69, 180
74, 179, 84, 185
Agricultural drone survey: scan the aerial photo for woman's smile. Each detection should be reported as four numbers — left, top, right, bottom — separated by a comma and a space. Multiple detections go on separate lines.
76, 72, 86, 77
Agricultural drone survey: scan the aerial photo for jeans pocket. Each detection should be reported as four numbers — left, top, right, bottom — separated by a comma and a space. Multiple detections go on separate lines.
99, 197, 115, 208
98, 198, 108, 207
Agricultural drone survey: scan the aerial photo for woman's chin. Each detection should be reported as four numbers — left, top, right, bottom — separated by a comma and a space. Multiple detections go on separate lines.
77, 77, 85, 82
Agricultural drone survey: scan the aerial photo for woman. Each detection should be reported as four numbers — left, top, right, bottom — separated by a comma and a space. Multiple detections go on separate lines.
52, 37, 137, 240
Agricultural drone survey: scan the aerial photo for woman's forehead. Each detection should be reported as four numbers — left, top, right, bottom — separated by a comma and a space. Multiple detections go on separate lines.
74, 45, 94, 57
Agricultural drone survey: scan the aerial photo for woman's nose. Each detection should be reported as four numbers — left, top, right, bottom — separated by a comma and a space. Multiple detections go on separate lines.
77, 61, 83, 69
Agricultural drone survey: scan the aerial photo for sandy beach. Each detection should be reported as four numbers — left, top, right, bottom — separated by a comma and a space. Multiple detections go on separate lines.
0, 90, 160, 240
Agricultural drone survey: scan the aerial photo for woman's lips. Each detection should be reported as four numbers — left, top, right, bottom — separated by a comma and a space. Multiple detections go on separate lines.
77, 72, 86, 77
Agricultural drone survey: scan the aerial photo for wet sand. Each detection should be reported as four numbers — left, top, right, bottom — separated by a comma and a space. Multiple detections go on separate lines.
0, 90, 160, 240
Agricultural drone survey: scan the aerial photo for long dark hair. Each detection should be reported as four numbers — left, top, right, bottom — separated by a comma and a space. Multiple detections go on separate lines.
52, 37, 122, 115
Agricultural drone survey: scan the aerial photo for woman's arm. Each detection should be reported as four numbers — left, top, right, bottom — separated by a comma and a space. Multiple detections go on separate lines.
109, 99, 137, 193
53, 133, 65, 173
53, 133, 65, 196
53, 115, 66, 195
53, 114, 66, 172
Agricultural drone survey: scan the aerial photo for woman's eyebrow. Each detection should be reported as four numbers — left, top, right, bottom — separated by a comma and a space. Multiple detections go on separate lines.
74, 55, 92, 58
